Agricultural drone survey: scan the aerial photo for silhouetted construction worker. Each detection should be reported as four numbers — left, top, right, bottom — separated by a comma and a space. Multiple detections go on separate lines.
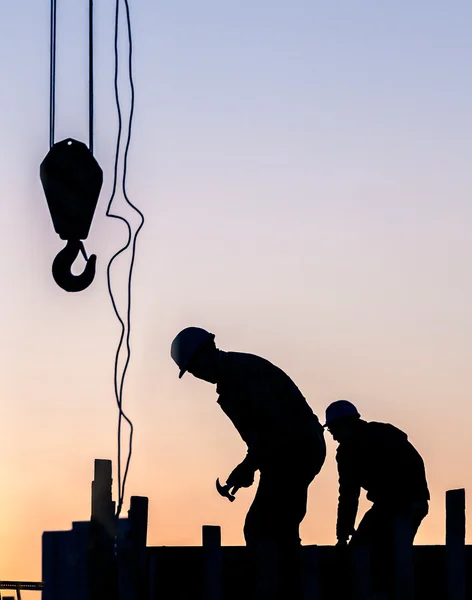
325, 400, 430, 597
171, 327, 326, 597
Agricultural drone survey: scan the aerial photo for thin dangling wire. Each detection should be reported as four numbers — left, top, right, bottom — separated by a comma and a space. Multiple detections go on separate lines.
118, 0, 145, 518
106, 0, 144, 520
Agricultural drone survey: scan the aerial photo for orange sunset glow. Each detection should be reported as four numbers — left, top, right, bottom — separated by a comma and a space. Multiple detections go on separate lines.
1, 1, 471, 598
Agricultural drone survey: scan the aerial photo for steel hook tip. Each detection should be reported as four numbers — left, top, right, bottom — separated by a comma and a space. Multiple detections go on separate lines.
52, 239, 97, 293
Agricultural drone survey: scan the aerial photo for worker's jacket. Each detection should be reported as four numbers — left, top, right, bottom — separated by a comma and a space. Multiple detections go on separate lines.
336, 420, 430, 541
216, 351, 325, 469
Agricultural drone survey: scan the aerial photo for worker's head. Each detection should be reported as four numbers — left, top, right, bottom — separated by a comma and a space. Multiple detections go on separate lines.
324, 400, 361, 443
171, 327, 220, 383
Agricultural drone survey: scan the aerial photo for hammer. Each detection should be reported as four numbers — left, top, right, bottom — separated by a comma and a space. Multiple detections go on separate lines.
216, 478, 239, 502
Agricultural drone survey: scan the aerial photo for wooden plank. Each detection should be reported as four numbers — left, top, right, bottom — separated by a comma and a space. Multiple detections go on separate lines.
72, 521, 91, 600
89, 459, 117, 600
393, 515, 415, 600
42, 530, 76, 600
129, 496, 149, 599
351, 547, 371, 600
446, 488, 466, 600
117, 497, 149, 600
42, 531, 57, 600
90, 459, 115, 533
202, 526, 222, 600
117, 518, 133, 600
147, 553, 158, 600
256, 541, 278, 600
301, 545, 320, 600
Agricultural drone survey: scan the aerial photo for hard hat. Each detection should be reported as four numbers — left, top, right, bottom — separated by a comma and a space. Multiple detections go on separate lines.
171, 327, 215, 379
324, 400, 360, 427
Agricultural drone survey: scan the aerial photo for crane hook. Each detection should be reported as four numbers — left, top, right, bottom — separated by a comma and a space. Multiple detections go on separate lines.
52, 239, 97, 293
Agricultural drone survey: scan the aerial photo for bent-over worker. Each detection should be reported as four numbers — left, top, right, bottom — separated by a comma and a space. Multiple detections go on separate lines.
325, 400, 430, 597
171, 327, 326, 598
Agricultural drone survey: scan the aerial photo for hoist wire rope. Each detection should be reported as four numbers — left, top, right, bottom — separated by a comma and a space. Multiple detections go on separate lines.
49, 0, 95, 153
49, 0, 57, 148
106, 0, 144, 520
89, 0, 94, 154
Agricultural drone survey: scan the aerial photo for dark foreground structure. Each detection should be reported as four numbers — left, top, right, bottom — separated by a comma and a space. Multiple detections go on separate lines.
0, 581, 43, 600
42, 459, 470, 600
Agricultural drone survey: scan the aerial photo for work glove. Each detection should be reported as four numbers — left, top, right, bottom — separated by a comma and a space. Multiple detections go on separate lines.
226, 460, 255, 494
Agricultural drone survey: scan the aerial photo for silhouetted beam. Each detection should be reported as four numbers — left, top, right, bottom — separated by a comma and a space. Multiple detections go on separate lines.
89, 458, 117, 600
393, 515, 415, 600
351, 548, 371, 600
0, 582, 43, 590
446, 488, 466, 600
301, 545, 320, 600
203, 525, 222, 600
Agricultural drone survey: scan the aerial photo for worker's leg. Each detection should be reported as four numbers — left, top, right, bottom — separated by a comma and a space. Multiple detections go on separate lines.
244, 442, 324, 599
350, 502, 428, 597
350, 505, 394, 595
244, 469, 306, 546
244, 434, 324, 545
244, 472, 308, 600
409, 500, 429, 541
349, 505, 382, 546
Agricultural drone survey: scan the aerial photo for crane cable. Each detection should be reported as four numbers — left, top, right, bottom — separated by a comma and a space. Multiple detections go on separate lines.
49, 0, 56, 149
106, 0, 144, 520
49, 0, 94, 154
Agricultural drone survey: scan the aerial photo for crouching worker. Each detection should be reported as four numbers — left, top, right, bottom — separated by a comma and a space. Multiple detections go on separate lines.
325, 400, 430, 598
171, 327, 326, 598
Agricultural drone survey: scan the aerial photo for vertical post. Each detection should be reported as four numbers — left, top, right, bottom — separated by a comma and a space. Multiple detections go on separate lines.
116, 497, 149, 600
393, 515, 415, 600
91, 459, 116, 536
256, 541, 278, 600
42, 530, 75, 600
351, 548, 371, 600
147, 552, 158, 600
42, 531, 56, 600
129, 496, 149, 600
117, 518, 133, 600
89, 459, 117, 600
73, 521, 92, 600
202, 526, 222, 600
301, 545, 320, 600
446, 488, 466, 600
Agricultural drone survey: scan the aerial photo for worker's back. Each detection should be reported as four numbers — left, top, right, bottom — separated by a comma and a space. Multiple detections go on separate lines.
216, 351, 324, 464
337, 420, 429, 506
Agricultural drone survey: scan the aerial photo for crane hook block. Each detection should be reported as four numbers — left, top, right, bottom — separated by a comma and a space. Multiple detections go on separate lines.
40, 138, 103, 292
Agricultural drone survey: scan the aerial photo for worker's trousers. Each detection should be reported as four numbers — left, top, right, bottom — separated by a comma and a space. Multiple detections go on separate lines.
349, 500, 429, 596
243, 433, 326, 599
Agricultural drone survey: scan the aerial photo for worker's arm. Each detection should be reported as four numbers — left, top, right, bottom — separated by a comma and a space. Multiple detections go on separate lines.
226, 453, 257, 491
336, 446, 361, 543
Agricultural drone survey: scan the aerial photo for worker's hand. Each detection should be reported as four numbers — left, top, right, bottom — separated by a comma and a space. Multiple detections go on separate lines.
226, 461, 255, 493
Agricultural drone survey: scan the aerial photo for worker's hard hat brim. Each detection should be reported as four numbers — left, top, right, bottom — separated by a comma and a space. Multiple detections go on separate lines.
171, 328, 215, 379
324, 414, 360, 428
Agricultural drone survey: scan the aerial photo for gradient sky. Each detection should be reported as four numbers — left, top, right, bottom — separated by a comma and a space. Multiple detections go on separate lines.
0, 0, 471, 593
